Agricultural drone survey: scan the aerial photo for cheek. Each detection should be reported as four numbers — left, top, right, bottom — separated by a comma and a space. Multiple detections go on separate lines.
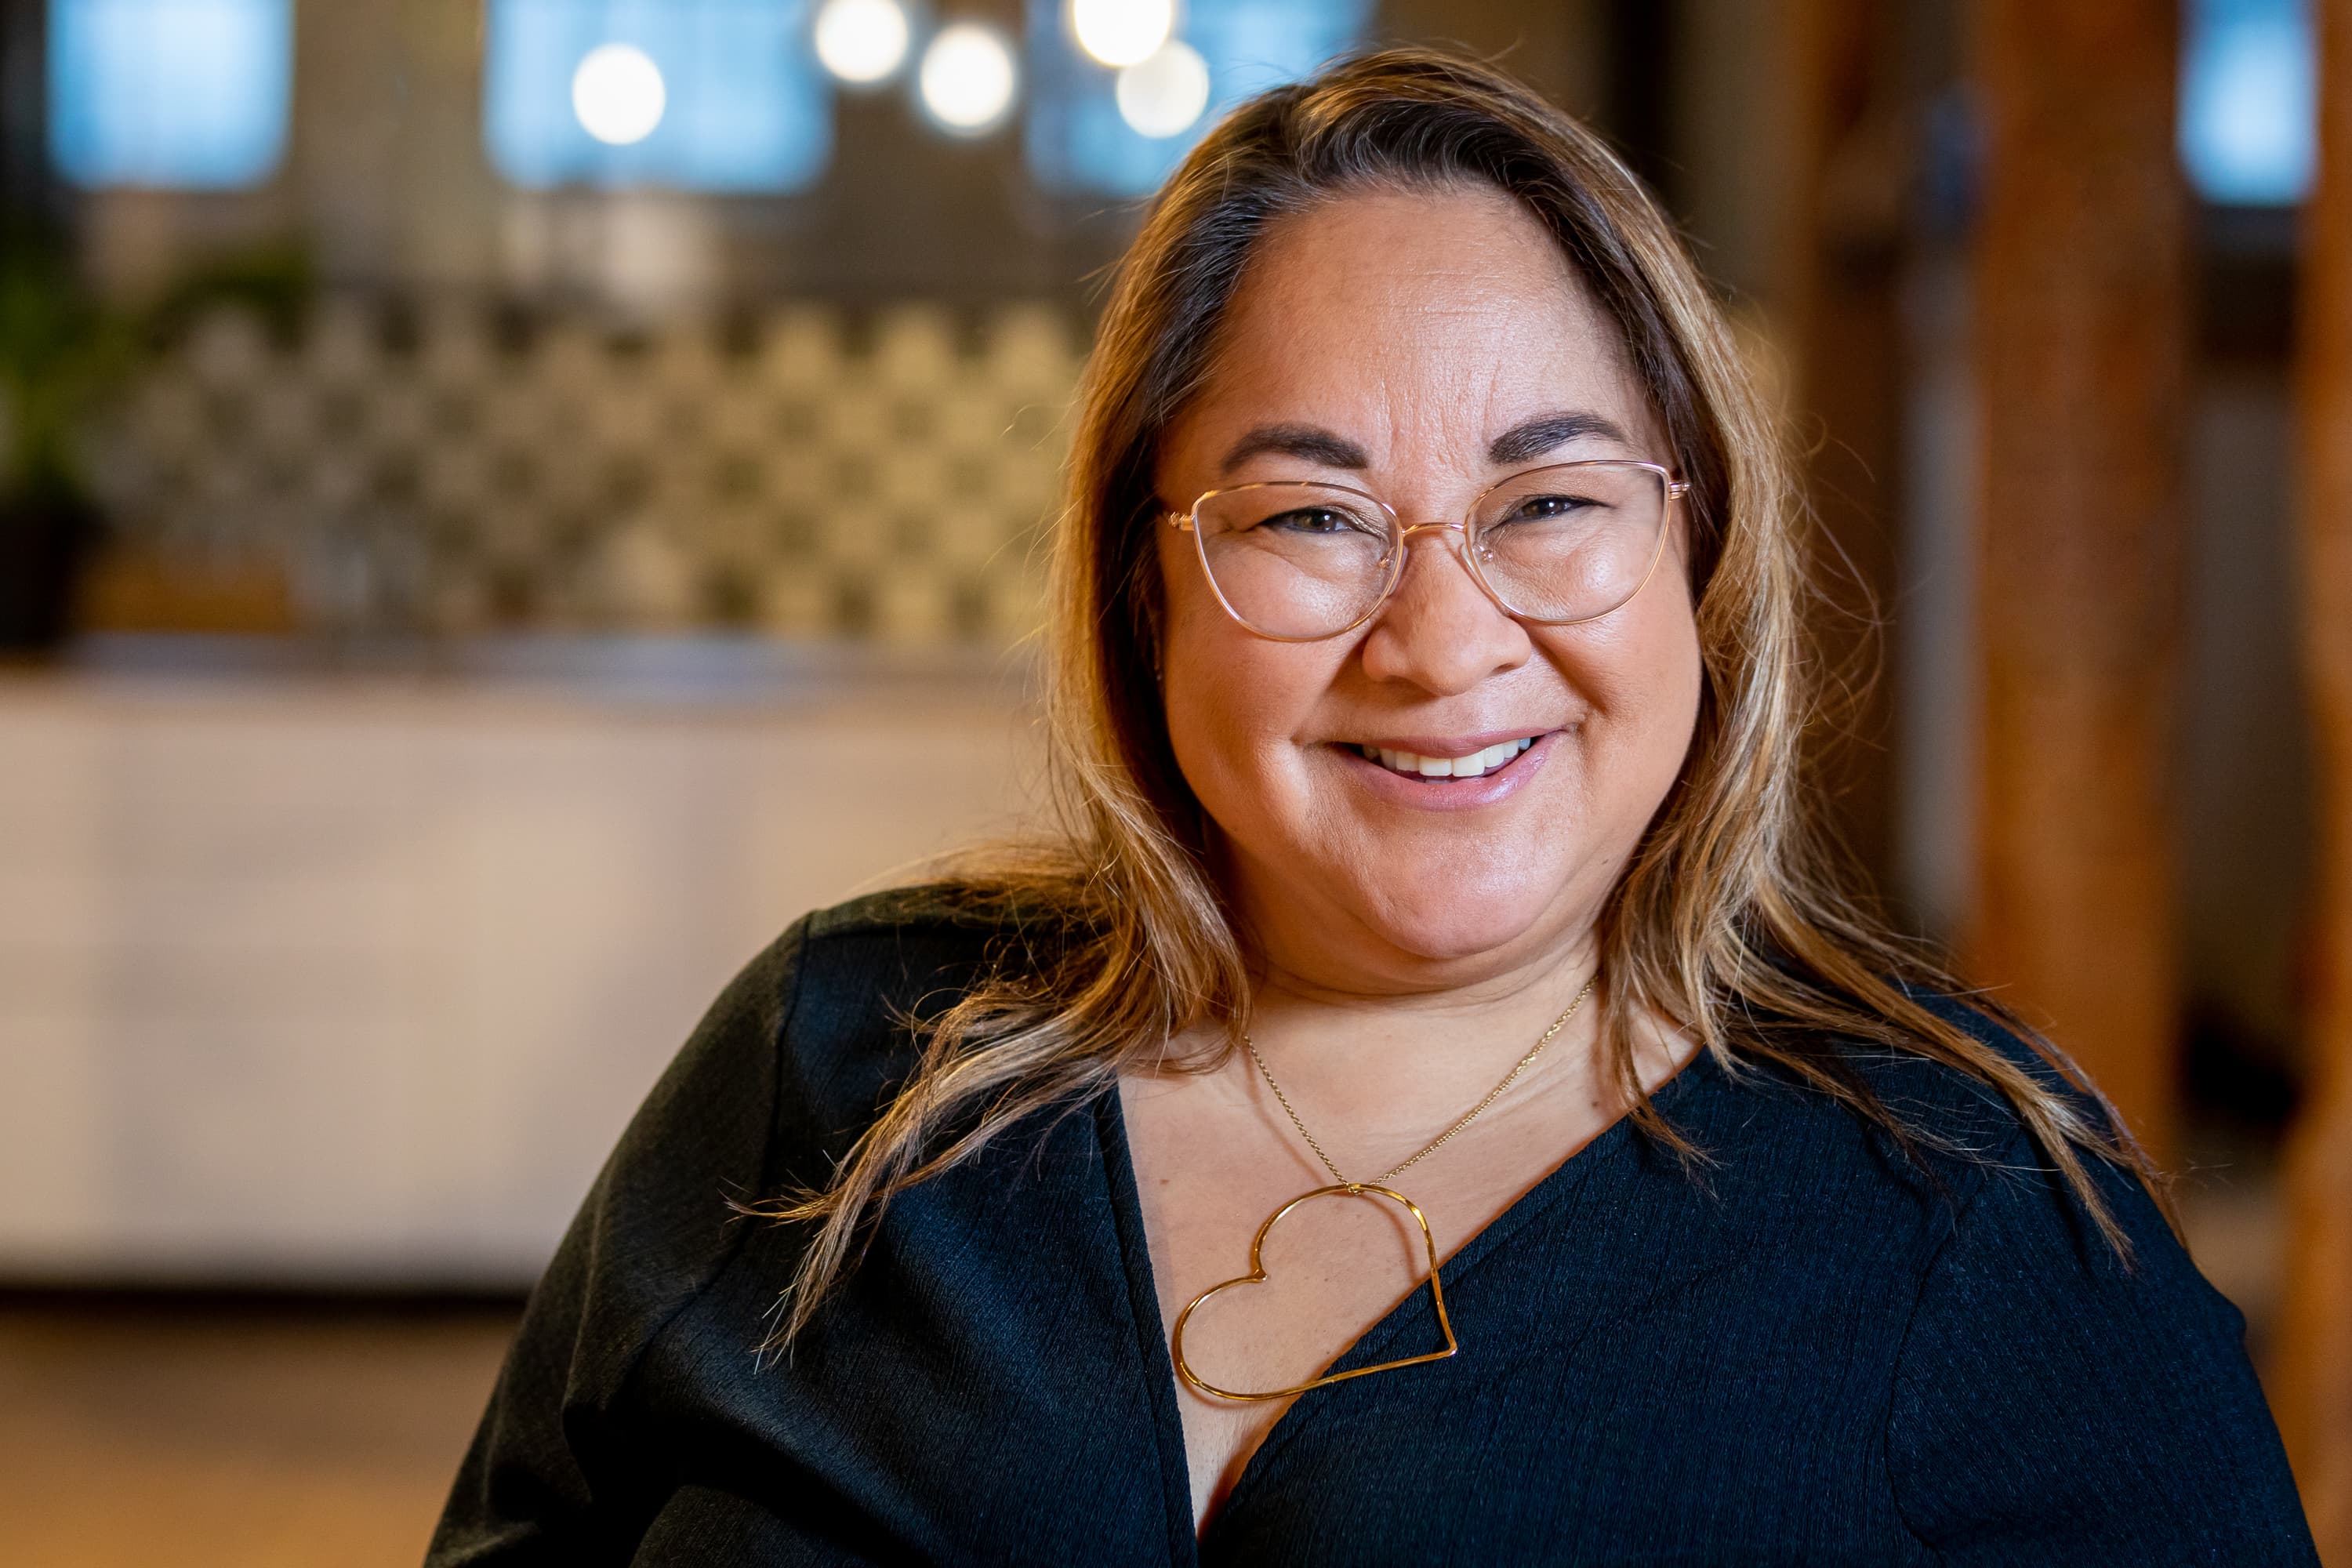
1156, 531, 1337, 809
1620, 592, 1704, 730
1537, 580, 1704, 796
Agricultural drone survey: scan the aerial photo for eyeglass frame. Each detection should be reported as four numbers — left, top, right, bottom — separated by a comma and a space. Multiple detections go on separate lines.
1161, 458, 1692, 644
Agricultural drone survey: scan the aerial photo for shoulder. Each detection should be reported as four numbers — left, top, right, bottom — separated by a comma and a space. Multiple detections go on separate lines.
1708, 983, 2122, 1200
1813, 984, 2136, 1188
1755, 996, 2315, 1555
786, 879, 1076, 1043
536, 883, 1050, 1319
1839, 1000, 2299, 1514
591, 880, 1049, 1195
1692, 982, 2185, 1299
1861, 1004, 2311, 1557
424, 884, 1066, 1557
795, 879, 1089, 985
1849, 988, 2198, 1322
723, 882, 1073, 1179
800, 879, 1051, 942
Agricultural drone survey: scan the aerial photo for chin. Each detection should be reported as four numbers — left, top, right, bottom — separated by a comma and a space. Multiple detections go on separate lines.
1352, 874, 1573, 967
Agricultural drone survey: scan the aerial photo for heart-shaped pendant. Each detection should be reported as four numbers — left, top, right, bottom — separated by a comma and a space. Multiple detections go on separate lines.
1171, 1182, 1458, 1403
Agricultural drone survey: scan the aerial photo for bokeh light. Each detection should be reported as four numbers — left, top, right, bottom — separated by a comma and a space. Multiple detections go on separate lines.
2178, 0, 2314, 204
1069, 0, 1174, 68
570, 42, 666, 146
917, 22, 1017, 136
1114, 39, 1209, 139
815, 0, 913, 86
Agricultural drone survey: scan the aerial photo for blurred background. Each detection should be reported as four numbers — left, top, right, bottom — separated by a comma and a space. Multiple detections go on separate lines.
1, 0, 2346, 1561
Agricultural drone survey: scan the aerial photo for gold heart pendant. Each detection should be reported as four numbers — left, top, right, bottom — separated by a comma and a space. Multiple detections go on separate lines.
1170, 1182, 1459, 1403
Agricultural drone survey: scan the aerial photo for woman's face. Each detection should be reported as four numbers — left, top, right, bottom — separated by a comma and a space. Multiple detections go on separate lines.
1152, 183, 1704, 990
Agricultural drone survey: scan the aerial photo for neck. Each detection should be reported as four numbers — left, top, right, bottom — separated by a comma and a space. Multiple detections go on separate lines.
1235, 939, 1609, 1148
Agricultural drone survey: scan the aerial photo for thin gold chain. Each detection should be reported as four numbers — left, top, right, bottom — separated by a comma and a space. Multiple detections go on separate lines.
1243, 973, 1599, 1189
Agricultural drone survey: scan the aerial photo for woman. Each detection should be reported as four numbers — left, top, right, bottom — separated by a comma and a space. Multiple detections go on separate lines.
430, 49, 2316, 1564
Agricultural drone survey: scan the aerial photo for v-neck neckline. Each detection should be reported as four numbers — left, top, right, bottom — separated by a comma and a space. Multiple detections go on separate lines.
1091, 1040, 1728, 1560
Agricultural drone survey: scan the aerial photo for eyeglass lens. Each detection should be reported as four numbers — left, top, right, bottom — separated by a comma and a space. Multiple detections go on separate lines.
1188, 462, 1668, 640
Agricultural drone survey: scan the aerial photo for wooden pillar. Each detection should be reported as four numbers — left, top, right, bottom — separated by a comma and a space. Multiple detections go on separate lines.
2277, 0, 2352, 1548
1967, 2, 2187, 1163
1788, 0, 1907, 894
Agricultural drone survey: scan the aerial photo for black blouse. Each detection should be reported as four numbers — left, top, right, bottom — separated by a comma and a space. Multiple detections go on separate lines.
427, 888, 2318, 1565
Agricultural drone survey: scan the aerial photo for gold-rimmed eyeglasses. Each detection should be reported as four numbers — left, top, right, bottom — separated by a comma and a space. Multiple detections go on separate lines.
1164, 459, 1689, 642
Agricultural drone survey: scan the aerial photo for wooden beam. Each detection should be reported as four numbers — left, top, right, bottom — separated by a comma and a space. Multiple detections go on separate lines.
2276, 0, 2352, 1548
1966, 2, 2187, 1163
1788, 0, 1907, 895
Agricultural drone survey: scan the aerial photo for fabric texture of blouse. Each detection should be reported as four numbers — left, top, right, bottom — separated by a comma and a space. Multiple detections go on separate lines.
426, 887, 2319, 1565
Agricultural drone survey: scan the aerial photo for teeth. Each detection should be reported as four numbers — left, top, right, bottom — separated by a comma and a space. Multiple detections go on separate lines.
1356, 736, 1536, 779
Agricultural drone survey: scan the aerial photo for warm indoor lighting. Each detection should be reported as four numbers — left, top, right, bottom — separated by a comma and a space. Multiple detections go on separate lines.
1115, 39, 1209, 139
814, 0, 912, 86
571, 42, 666, 146
917, 22, 1017, 135
1069, 0, 1174, 69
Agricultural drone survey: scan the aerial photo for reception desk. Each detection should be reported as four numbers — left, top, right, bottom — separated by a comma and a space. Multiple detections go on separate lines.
0, 637, 1042, 1290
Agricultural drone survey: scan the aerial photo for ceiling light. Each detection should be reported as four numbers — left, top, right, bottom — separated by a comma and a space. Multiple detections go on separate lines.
1069, 0, 1174, 68
571, 43, 666, 146
917, 22, 1018, 136
1115, 40, 1210, 139
815, 0, 913, 86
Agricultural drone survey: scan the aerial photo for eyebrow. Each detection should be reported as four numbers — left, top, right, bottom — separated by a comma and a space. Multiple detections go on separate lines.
1218, 423, 1370, 474
1486, 410, 1632, 466
1215, 409, 1635, 477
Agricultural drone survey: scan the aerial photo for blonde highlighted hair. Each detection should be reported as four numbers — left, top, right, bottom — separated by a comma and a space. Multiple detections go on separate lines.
744, 46, 2161, 1348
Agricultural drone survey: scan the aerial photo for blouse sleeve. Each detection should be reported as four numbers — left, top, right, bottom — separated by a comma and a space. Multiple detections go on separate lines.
1884, 1120, 2318, 1564
423, 920, 806, 1566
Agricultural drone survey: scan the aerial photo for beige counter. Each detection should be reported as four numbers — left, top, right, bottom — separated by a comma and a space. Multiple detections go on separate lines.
0, 640, 1044, 1288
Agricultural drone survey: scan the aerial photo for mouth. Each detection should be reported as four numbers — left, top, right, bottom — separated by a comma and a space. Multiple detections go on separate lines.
1351, 735, 1540, 781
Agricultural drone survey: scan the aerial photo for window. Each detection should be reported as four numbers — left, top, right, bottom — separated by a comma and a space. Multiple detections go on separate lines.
485, 0, 832, 192
48, 0, 292, 188
1025, 0, 1371, 197
2180, 0, 2314, 205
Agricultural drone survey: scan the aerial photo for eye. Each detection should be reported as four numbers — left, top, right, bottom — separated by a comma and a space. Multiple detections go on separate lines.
1259, 506, 1376, 535
1503, 492, 1600, 523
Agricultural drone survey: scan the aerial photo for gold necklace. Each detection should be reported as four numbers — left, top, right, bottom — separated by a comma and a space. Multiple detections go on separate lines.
1170, 973, 1599, 1403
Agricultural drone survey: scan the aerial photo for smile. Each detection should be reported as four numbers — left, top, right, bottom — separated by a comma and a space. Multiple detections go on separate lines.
1354, 736, 1537, 780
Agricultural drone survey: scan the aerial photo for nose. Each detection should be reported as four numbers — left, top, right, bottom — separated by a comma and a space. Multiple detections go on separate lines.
1355, 522, 1531, 695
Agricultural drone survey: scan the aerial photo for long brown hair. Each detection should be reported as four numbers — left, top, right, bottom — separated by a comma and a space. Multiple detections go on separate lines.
744, 46, 2161, 1349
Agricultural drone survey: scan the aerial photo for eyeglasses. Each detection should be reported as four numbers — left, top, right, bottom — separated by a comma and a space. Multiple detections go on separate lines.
1164, 459, 1687, 642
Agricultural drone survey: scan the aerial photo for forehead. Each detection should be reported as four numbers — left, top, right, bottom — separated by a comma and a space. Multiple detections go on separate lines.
1162, 183, 1653, 481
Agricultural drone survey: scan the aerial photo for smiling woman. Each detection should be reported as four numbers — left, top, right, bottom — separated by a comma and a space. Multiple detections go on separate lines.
428, 48, 2318, 1566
